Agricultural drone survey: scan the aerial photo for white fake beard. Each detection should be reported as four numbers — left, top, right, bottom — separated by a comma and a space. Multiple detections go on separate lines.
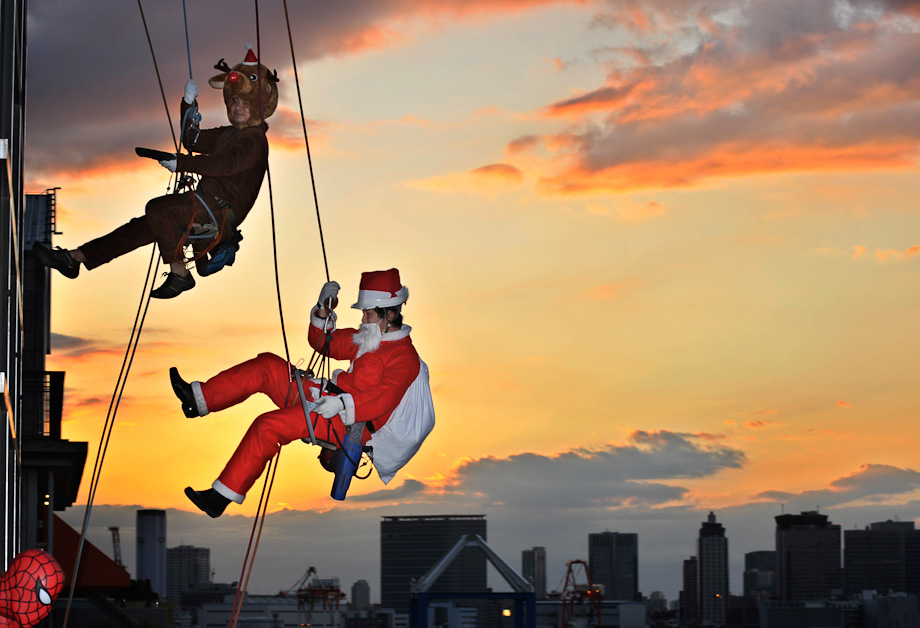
353, 322, 383, 357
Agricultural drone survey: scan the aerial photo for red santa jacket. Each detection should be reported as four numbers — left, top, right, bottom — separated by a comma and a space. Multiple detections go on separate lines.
308, 311, 421, 433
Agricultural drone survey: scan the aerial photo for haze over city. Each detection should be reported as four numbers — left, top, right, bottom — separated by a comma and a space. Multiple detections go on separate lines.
24, 0, 920, 602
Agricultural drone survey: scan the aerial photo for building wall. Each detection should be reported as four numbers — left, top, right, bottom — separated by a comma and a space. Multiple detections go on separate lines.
697, 512, 728, 626
588, 531, 638, 601
845, 520, 920, 596
137, 509, 167, 598
521, 546, 547, 600
380, 515, 487, 614
775, 511, 842, 601
1, 0, 29, 567
167, 544, 210, 604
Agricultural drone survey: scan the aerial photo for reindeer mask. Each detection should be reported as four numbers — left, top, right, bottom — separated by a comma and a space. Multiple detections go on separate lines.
209, 46, 280, 129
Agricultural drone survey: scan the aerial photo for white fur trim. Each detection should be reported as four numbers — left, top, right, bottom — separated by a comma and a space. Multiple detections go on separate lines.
340, 393, 355, 426
351, 286, 409, 309
191, 381, 210, 417
332, 369, 344, 385
310, 306, 337, 330
213, 479, 245, 504
381, 325, 411, 342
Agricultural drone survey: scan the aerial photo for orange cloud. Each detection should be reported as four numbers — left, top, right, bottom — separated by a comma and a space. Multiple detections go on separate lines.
406, 163, 524, 194
875, 245, 920, 262
470, 163, 524, 182
836, 400, 851, 408
852, 245, 867, 259
506, 135, 542, 154
585, 278, 637, 301
537, 141, 918, 195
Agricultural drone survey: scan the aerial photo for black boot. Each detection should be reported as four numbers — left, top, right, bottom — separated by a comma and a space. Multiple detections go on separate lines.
151, 270, 195, 299
169, 367, 198, 418
33, 242, 80, 278
184, 487, 230, 518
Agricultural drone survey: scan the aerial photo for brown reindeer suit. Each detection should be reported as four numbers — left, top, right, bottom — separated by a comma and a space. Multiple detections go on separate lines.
78, 47, 279, 279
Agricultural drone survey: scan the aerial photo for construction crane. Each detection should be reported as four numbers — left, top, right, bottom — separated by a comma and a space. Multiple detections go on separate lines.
109, 526, 123, 566
559, 559, 602, 628
280, 566, 345, 627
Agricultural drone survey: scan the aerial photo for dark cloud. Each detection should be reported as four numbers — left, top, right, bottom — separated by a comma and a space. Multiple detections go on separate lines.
24, 0, 581, 180
50, 332, 94, 352
445, 430, 746, 509
348, 478, 428, 502
538, 0, 920, 193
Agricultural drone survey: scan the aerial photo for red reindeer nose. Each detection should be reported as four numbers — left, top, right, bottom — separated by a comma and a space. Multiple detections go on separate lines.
227, 71, 241, 83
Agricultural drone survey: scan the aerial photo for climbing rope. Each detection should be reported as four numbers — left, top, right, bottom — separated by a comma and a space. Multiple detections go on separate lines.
62, 247, 159, 627
63, 4, 200, 623
227, 3, 349, 622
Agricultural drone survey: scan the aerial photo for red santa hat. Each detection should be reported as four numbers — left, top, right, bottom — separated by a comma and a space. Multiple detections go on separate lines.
351, 268, 409, 309
242, 45, 258, 66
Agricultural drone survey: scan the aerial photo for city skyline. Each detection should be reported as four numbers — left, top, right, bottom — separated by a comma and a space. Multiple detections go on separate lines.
25, 0, 920, 607
60, 505, 920, 605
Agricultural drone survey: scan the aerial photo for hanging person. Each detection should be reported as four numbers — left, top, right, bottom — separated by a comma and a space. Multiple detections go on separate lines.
33, 46, 279, 299
172, 268, 436, 517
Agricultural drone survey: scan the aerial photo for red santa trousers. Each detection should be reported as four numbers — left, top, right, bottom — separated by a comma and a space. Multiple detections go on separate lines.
198, 352, 364, 502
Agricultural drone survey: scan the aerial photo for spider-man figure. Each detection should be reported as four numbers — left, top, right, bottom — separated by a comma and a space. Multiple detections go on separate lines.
0, 549, 64, 628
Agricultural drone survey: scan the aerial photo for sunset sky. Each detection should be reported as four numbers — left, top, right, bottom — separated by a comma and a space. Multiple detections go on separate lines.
24, 0, 920, 603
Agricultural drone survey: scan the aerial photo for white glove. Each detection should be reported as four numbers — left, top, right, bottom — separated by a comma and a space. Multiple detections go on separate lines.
313, 395, 344, 419
317, 281, 340, 310
159, 156, 177, 172
184, 79, 199, 104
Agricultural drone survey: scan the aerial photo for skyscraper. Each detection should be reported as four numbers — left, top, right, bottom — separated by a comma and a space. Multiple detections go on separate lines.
844, 520, 920, 596
743, 550, 776, 598
137, 509, 167, 598
167, 544, 210, 603
522, 546, 547, 599
380, 514, 487, 613
351, 579, 371, 610
697, 512, 728, 626
588, 531, 638, 601
679, 556, 699, 626
775, 510, 841, 600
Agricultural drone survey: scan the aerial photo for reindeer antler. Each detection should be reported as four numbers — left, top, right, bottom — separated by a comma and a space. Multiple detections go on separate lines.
268, 69, 280, 83
213, 58, 232, 73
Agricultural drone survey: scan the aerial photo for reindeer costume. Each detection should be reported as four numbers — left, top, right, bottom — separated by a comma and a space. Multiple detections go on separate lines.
34, 47, 279, 298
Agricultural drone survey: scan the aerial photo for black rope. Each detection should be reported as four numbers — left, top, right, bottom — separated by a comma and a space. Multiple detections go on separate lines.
283, 0, 331, 282
137, 0, 179, 153
62, 245, 158, 627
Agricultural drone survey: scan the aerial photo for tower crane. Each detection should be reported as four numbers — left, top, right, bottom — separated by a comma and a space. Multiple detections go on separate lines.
109, 526, 123, 566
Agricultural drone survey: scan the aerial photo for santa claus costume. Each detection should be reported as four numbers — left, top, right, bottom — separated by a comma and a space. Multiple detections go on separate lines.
177, 268, 435, 517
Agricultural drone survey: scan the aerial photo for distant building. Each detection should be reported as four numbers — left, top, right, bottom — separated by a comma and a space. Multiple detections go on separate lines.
744, 550, 776, 598
167, 544, 210, 604
380, 514, 487, 614
522, 546, 547, 599
352, 578, 371, 610
647, 590, 668, 613
679, 556, 699, 626
137, 509, 167, 598
845, 520, 920, 596
775, 510, 842, 601
588, 531, 639, 601
697, 512, 729, 626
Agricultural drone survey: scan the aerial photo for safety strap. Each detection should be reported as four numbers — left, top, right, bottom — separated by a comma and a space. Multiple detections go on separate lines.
293, 369, 336, 450
189, 192, 227, 240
